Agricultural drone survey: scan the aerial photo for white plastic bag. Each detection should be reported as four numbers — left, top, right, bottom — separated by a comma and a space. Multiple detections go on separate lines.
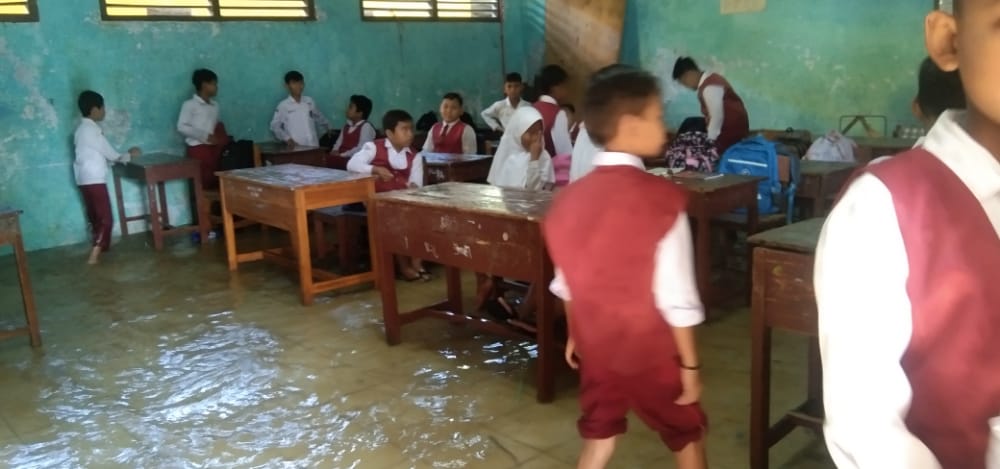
805, 131, 857, 162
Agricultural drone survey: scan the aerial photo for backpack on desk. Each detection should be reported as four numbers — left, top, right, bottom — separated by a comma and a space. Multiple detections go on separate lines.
219, 139, 255, 171
718, 136, 781, 215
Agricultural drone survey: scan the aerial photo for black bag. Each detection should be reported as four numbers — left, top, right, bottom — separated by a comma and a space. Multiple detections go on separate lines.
218, 139, 255, 171
416, 112, 438, 132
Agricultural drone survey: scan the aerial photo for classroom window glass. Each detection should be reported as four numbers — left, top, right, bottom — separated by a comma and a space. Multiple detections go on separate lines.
0, 0, 38, 22
101, 0, 315, 21
361, 0, 500, 22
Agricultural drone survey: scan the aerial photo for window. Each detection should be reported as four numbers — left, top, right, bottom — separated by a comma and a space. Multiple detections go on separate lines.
101, 0, 315, 21
361, 0, 501, 22
0, 0, 38, 22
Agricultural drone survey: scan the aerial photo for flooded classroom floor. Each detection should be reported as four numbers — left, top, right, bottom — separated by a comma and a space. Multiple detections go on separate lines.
0, 234, 835, 469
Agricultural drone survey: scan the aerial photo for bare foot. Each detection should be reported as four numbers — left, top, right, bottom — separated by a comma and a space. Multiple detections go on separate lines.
87, 246, 100, 265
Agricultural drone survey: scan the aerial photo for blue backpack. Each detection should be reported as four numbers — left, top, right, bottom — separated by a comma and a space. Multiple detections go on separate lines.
718, 136, 781, 215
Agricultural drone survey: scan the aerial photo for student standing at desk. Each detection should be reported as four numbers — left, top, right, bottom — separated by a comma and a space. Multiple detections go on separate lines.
672, 57, 749, 154
270, 70, 331, 149
481, 73, 530, 134
178, 68, 226, 189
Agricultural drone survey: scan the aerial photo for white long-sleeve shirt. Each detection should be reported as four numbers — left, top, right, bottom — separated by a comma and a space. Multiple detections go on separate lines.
569, 124, 601, 182
422, 121, 477, 155
698, 73, 725, 142
481, 97, 530, 131
538, 95, 574, 156
331, 120, 376, 157
489, 151, 554, 191
270, 95, 330, 147
177, 94, 219, 147
815, 110, 1000, 469
73, 118, 131, 186
549, 152, 705, 328
347, 139, 424, 188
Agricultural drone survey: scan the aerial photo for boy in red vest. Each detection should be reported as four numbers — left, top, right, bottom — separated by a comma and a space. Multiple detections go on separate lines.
347, 110, 428, 281
672, 57, 749, 154
327, 95, 376, 169
816, 1, 1000, 467
422, 92, 476, 155
544, 69, 708, 469
533, 64, 575, 157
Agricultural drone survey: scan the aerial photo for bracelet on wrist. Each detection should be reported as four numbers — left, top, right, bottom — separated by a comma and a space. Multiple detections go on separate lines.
679, 363, 701, 371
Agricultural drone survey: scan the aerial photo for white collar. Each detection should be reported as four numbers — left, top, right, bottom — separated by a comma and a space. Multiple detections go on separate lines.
441, 120, 459, 127
383, 138, 411, 154
347, 119, 365, 130
81, 117, 99, 126
593, 151, 645, 170
193, 94, 215, 105
922, 110, 1000, 202
506, 97, 524, 108
538, 95, 558, 105
697, 72, 710, 88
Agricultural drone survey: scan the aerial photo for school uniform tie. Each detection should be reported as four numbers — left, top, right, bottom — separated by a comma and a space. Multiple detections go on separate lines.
441, 123, 450, 138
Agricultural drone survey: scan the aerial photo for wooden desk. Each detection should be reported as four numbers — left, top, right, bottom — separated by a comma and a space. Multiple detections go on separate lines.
422, 153, 494, 184
372, 183, 558, 402
649, 168, 761, 311
798, 160, 856, 218
113, 153, 210, 250
217, 164, 377, 305
0, 208, 41, 347
852, 136, 916, 163
258, 142, 328, 168
747, 218, 825, 469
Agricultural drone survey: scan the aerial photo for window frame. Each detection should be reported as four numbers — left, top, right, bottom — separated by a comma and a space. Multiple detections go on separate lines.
359, 0, 503, 23
98, 0, 317, 22
0, 0, 39, 22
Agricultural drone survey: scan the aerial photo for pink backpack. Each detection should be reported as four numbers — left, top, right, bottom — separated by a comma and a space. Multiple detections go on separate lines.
552, 153, 571, 187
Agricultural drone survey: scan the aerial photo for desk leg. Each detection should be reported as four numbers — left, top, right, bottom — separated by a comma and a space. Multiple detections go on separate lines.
157, 182, 169, 227
147, 183, 164, 250
191, 176, 210, 245
446, 267, 463, 315
366, 197, 380, 291
694, 215, 713, 311
377, 245, 402, 345
220, 180, 238, 271
750, 252, 771, 469
292, 200, 315, 305
812, 179, 826, 218
13, 234, 41, 348
114, 173, 128, 236
535, 256, 556, 403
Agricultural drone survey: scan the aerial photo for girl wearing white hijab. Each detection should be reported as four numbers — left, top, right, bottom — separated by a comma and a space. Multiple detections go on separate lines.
486, 107, 555, 191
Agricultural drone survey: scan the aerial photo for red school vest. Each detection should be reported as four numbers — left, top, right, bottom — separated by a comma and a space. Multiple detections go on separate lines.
698, 73, 749, 154
866, 149, 1000, 468
534, 99, 560, 156
371, 138, 417, 193
337, 120, 370, 152
431, 121, 466, 154
543, 165, 689, 375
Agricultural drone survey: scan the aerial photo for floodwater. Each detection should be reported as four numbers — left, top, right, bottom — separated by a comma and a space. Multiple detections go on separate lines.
0, 235, 834, 468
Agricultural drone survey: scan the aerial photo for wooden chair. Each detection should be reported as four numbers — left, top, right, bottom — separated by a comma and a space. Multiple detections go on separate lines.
203, 144, 262, 230
0, 209, 41, 348
312, 206, 369, 271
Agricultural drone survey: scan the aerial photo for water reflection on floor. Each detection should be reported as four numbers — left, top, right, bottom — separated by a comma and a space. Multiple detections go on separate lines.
0, 235, 835, 468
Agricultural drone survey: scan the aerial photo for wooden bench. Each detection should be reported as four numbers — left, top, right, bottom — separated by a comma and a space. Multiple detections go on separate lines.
0, 208, 41, 348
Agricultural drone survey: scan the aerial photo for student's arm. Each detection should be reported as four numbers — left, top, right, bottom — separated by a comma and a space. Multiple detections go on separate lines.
814, 175, 940, 469
422, 127, 435, 152
702, 86, 726, 141
346, 142, 378, 174
481, 101, 503, 131
270, 103, 289, 142
552, 110, 574, 155
87, 125, 130, 163
342, 123, 377, 157
308, 98, 331, 134
492, 151, 530, 189
461, 126, 477, 155
330, 129, 345, 153
177, 101, 211, 143
408, 153, 425, 188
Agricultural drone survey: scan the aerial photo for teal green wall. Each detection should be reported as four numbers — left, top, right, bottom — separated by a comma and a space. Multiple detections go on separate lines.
1, 1, 539, 251
620, 0, 928, 134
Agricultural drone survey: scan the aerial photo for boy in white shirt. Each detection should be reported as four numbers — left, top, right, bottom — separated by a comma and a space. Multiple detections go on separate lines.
177, 68, 226, 189
327, 94, 376, 168
270, 70, 331, 149
423, 93, 477, 155
73, 91, 141, 265
481, 73, 530, 133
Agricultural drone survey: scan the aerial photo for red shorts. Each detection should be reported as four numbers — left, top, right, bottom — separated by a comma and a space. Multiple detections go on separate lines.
578, 364, 707, 451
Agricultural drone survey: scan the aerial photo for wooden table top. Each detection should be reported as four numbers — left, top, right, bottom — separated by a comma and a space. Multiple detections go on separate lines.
852, 136, 918, 149
422, 153, 493, 166
648, 167, 762, 193
257, 142, 323, 155
800, 160, 857, 176
374, 182, 552, 221
123, 153, 189, 168
747, 217, 826, 254
217, 164, 370, 190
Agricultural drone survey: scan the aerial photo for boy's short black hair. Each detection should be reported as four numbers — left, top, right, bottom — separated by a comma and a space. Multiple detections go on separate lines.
350, 95, 374, 120
583, 70, 661, 146
442, 92, 464, 106
917, 56, 966, 118
534, 64, 569, 94
505, 72, 523, 84
382, 109, 413, 133
78, 90, 104, 117
591, 64, 638, 85
561, 103, 576, 113
284, 70, 304, 84
192, 69, 218, 91
671, 57, 699, 80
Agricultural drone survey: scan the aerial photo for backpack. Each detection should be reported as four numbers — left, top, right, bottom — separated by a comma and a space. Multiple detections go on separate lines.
416, 112, 438, 132
218, 139, 255, 172
718, 136, 781, 215
665, 131, 719, 173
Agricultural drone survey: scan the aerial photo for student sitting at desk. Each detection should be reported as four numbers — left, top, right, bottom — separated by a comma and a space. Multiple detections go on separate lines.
270, 70, 331, 149
672, 57, 749, 154
481, 73, 530, 134
487, 107, 555, 191
347, 110, 429, 282
74, 91, 142, 265
533, 65, 575, 158
423, 92, 477, 155
178, 68, 227, 189
328, 95, 376, 166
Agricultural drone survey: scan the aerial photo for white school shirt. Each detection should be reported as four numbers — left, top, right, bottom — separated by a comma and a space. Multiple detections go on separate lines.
422, 121, 477, 155
73, 118, 131, 186
698, 73, 726, 142
177, 95, 219, 147
481, 97, 530, 131
332, 120, 377, 157
815, 110, 1000, 469
569, 124, 602, 182
270, 95, 330, 147
538, 95, 574, 156
347, 139, 425, 188
490, 150, 554, 191
549, 152, 705, 328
